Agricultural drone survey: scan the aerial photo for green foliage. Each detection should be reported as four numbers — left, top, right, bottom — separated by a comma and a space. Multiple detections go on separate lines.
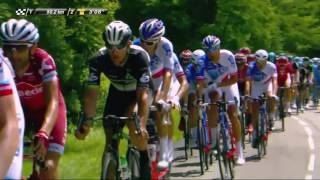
1, 0, 320, 130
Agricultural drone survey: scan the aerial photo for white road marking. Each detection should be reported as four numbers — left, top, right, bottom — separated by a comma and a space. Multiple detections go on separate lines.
292, 116, 315, 180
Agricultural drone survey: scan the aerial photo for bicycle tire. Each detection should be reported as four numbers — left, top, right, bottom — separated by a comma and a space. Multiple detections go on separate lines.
184, 115, 190, 160
198, 124, 205, 175
127, 147, 141, 179
217, 127, 233, 179
101, 151, 118, 180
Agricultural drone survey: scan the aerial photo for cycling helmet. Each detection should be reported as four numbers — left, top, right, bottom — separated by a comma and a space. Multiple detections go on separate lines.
103, 20, 132, 48
239, 47, 251, 55
255, 49, 268, 60
179, 49, 193, 65
0, 19, 39, 45
247, 54, 256, 63
180, 49, 192, 59
235, 53, 247, 64
268, 52, 276, 63
202, 35, 220, 52
191, 49, 205, 65
277, 56, 289, 64
287, 55, 293, 62
139, 18, 165, 42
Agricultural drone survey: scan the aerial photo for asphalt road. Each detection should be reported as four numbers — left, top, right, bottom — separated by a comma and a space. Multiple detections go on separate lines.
170, 106, 320, 179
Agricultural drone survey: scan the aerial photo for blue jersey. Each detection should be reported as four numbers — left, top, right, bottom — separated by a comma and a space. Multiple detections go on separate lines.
313, 64, 320, 85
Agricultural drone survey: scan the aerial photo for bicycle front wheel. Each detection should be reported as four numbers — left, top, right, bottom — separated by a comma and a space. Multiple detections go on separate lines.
127, 147, 141, 179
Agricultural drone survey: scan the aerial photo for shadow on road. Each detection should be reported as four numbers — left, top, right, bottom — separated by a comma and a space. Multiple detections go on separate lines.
170, 170, 202, 178
173, 162, 200, 168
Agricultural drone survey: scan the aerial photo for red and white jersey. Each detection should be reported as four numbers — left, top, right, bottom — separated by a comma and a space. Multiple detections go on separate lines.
0, 48, 25, 179
15, 48, 64, 111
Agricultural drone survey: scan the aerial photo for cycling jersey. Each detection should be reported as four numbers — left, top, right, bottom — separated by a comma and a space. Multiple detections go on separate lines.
14, 48, 66, 154
0, 48, 25, 179
313, 64, 320, 85
88, 46, 152, 91
197, 49, 239, 104
246, 61, 277, 98
173, 53, 185, 79
133, 37, 174, 90
276, 63, 291, 87
237, 63, 249, 95
197, 49, 238, 83
299, 65, 313, 84
87, 45, 152, 128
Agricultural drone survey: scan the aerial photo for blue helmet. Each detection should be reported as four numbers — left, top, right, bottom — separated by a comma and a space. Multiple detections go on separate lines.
139, 18, 165, 41
202, 35, 220, 51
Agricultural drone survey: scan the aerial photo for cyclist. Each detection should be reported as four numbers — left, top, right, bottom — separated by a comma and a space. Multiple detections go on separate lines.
179, 49, 205, 147
0, 19, 66, 179
239, 47, 251, 56
235, 53, 252, 131
75, 21, 153, 178
0, 48, 24, 179
245, 49, 278, 147
268, 52, 277, 64
312, 58, 320, 107
196, 35, 245, 165
247, 53, 256, 64
297, 57, 313, 111
133, 18, 178, 168
275, 56, 291, 114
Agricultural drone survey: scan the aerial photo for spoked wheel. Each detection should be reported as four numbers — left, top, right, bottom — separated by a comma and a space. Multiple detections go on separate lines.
198, 125, 205, 175
217, 128, 234, 180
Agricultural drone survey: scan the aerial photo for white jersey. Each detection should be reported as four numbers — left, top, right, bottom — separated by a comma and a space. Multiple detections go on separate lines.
197, 49, 238, 84
247, 61, 277, 85
0, 48, 25, 179
147, 37, 175, 89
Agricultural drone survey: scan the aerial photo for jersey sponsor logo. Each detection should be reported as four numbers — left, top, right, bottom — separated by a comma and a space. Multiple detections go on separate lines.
88, 73, 98, 82
150, 55, 161, 71
207, 63, 228, 81
17, 83, 43, 97
162, 43, 172, 56
140, 73, 150, 83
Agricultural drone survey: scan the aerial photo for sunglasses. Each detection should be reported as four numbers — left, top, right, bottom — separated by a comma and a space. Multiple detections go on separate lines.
105, 42, 127, 50
141, 39, 157, 46
204, 47, 218, 53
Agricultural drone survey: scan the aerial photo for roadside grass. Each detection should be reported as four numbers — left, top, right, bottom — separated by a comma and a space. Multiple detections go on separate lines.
23, 110, 183, 179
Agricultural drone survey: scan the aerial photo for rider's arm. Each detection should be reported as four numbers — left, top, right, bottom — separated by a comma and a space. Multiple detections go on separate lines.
84, 58, 101, 120
161, 70, 172, 101
196, 79, 206, 100
218, 73, 238, 87
176, 74, 189, 99
41, 79, 59, 135
0, 64, 19, 177
272, 69, 278, 95
0, 95, 19, 178
135, 50, 153, 129
218, 54, 238, 87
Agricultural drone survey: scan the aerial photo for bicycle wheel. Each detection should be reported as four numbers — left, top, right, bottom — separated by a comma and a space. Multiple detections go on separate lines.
101, 151, 118, 180
184, 115, 190, 160
127, 147, 141, 179
279, 92, 285, 131
217, 127, 233, 180
198, 125, 205, 175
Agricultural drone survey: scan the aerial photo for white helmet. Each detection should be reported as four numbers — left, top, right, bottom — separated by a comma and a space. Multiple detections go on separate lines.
0, 19, 39, 45
191, 49, 205, 65
255, 49, 268, 60
103, 21, 132, 47
192, 49, 205, 59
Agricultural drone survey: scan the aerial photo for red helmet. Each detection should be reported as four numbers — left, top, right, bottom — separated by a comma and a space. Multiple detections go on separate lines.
277, 56, 289, 64
239, 47, 251, 55
179, 49, 193, 64
247, 54, 256, 63
235, 53, 247, 63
